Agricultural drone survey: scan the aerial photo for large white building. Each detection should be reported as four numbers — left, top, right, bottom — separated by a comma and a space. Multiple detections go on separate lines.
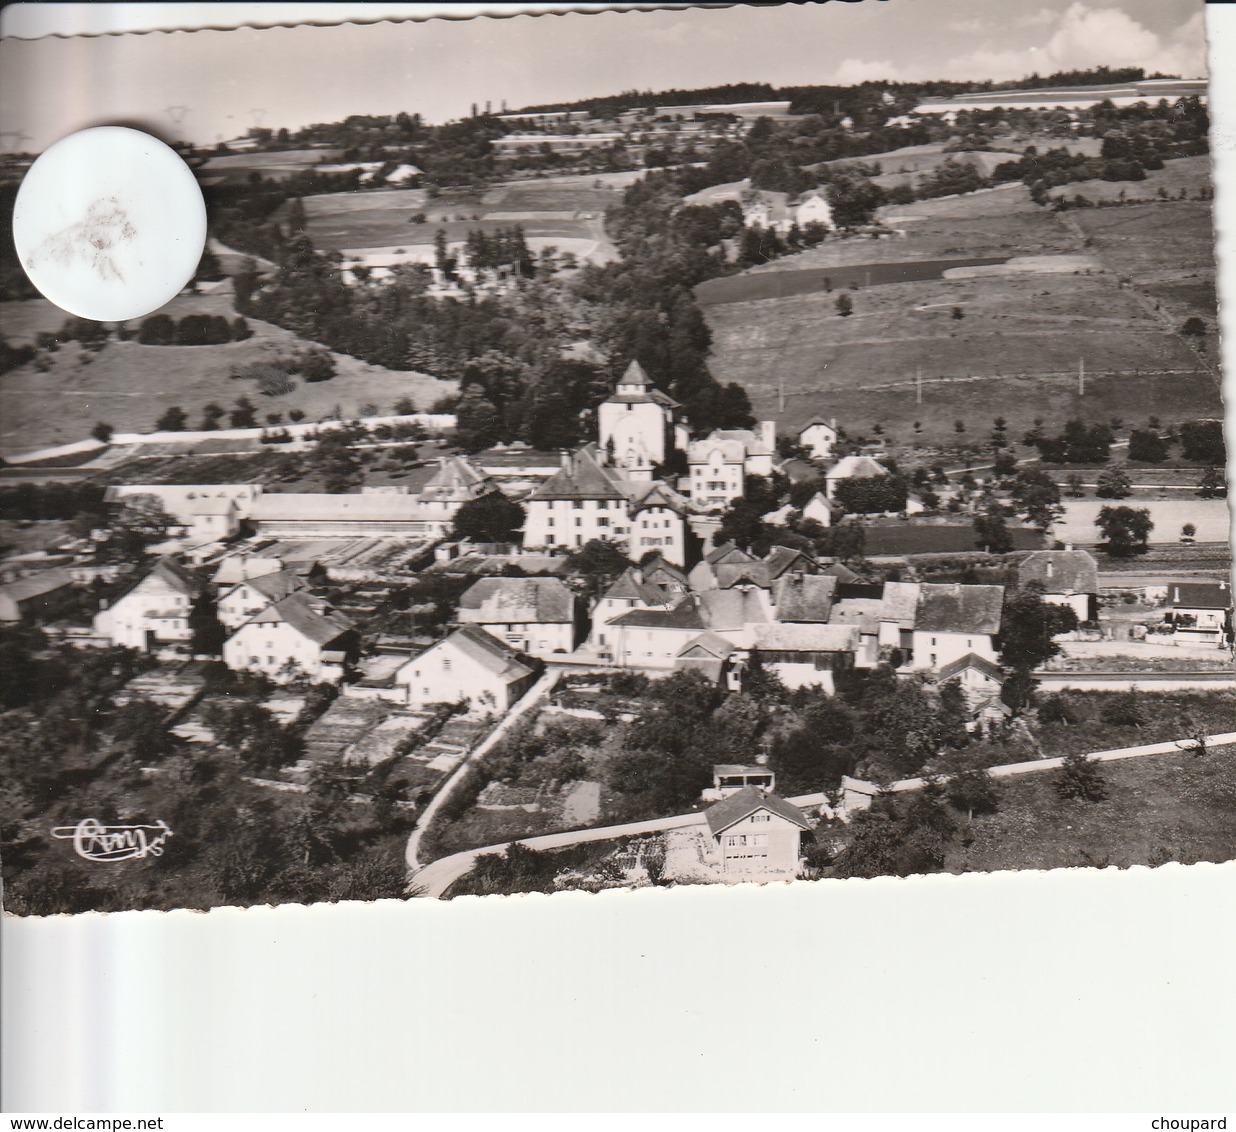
93, 558, 201, 653
596, 360, 688, 481
395, 626, 541, 712
456, 576, 578, 658
687, 423, 776, 510
222, 593, 357, 684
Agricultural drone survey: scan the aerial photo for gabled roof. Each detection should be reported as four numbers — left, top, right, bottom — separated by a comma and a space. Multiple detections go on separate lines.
421, 456, 491, 494
611, 594, 708, 630
751, 622, 859, 653
938, 652, 1004, 683
715, 562, 771, 590
802, 491, 835, 515
820, 561, 861, 583
459, 576, 575, 623
765, 545, 816, 580
773, 573, 838, 622
144, 557, 202, 598
704, 541, 755, 567
628, 481, 688, 515
641, 554, 689, 588
879, 581, 921, 628
1016, 550, 1098, 595
227, 569, 306, 604
528, 448, 626, 502
620, 359, 651, 387
705, 786, 811, 836
677, 631, 737, 660
916, 583, 1004, 635
827, 455, 890, 481
601, 568, 673, 608
439, 625, 538, 682
1168, 582, 1232, 610
799, 418, 837, 434
827, 597, 882, 635
246, 593, 355, 646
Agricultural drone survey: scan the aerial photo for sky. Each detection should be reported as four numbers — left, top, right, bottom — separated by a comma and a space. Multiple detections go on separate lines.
0, 0, 1211, 152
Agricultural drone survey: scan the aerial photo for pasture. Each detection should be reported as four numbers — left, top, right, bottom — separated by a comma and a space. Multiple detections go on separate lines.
0, 293, 453, 457
198, 148, 343, 185
861, 522, 1045, 556
1047, 155, 1212, 206
1054, 497, 1231, 548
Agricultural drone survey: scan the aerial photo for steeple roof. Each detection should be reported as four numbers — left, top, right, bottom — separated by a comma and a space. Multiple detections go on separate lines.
621, 360, 652, 387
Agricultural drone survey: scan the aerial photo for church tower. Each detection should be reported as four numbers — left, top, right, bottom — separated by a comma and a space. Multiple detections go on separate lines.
597, 360, 680, 482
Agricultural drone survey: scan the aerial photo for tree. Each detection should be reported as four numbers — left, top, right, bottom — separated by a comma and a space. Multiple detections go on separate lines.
835, 292, 853, 318
1179, 420, 1225, 465
199, 403, 225, 431
974, 504, 1013, 554
1095, 464, 1133, 499
298, 349, 336, 383
451, 491, 525, 544
1065, 472, 1086, 498
229, 396, 259, 429
1180, 317, 1207, 337
138, 314, 177, 345
1010, 468, 1063, 528
1096, 505, 1153, 557
112, 698, 177, 763
154, 406, 188, 432
1055, 751, 1107, 802
998, 590, 1078, 671
564, 539, 631, 598
1127, 429, 1169, 463
91, 422, 114, 443
1181, 523, 1196, 541
1197, 465, 1227, 499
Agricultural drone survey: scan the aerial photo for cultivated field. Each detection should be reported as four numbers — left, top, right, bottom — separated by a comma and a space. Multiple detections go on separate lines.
702, 178, 1222, 444
197, 148, 344, 185
0, 293, 453, 457
294, 176, 624, 262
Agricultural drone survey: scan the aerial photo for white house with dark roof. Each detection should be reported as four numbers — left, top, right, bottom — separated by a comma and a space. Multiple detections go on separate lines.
704, 786, 811, 878
590, 567, 676, 656
456, 576, 579, 658
222, 593, 358, 683
1016, 549, 1099, 622
911, 583, 1005, 671
687, 423, 776, 510
801, 491, 835, 528
217, 569, 310, 631
798, 418, 838, 461
93, 558, 202, 652
674, 631, 739, 688
1165, 581, 1232, 648
522, 447, 632, 552
395, 626, 540, 711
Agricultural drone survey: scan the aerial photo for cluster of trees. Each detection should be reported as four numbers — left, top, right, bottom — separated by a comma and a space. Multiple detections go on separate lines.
136, 313, 252, 346
453, 226, 535, 276
1024, 419, 1114, 464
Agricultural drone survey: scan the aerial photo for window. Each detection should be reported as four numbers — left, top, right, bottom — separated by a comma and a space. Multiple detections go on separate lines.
443, 657, 451, 671
575, 517, 582, 527
751, 814, 770, 823
931, 637, 937, 646
547, 518, 554, 527
573, 501, 583, 510
598, 517, 609, 528
546, 535, 555, 546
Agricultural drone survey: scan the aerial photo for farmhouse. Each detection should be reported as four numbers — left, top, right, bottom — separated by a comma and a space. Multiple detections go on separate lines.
456, 576, 579, 658
748, 622, 859, 693
395, 626, 541, 712
222, 593, 358, 684
1016, 549, 1098, 622
912, 583, 1005, 670
798, 418, 839, 461
590, 567, 676, 653
0, 568, 77, 623
93, 558, 202, 652
704, 787, 811, 878
217, 569, 310, 631
938, 653, 1009, 732
606, 596, 710, 669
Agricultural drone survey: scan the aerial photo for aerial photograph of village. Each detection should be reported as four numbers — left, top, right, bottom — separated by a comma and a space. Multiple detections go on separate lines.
0, 0, 1230, 914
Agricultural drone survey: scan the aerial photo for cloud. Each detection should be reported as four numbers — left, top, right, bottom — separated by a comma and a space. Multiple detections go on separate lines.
942, 2, 1208, 81
831, 57, 901, 85
947, 18, 985, 35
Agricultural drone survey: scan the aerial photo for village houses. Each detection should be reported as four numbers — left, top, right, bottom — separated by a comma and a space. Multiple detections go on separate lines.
456, 576, 580, 658
394, 625, 541, 711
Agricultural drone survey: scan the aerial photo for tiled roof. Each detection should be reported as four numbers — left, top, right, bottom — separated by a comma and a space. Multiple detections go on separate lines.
820, 562, 861, 583
698, 588, 770, 630
764, 546, 815, 579
828, 597, 882, 635
528, 448, 626, 502
641, 555, 689, 588
1016, 550, 1099, 595
601, 568, 673, 608
611, 594, 708, 630
236, 570, 307, 603
628, 481, 689, 515
149, 557, 202, 597
715, 562, 771, 590
773, 573, 838, 622
677, 631, 737, 660
880, 581, 921, 628
938, 652, 1004, 683
459, 576, 575, 623
800, 418, 837, 433
620, 359, 651, 387
704, 542, 755, 567
916, 583, 1005, 635
443, 625, 538, 681
1168, 582, 1232, 610
421, 456, 491, 494
0, 568, 76, 602
705, 786, 811, 836
247, 593, 355, 646
751, 622, 859, 653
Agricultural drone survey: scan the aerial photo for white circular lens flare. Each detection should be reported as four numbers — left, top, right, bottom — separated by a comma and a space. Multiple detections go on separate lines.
12, 126, 207, 323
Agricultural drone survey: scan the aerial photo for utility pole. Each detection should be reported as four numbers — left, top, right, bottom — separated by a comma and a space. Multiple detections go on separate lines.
1078, 357, 1085, 397
778, 371, 785, 414
916, 366, 923, 405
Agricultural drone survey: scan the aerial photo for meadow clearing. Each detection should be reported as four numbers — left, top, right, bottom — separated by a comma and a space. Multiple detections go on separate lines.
197, 148, 344, 185
0, 292, 452, 457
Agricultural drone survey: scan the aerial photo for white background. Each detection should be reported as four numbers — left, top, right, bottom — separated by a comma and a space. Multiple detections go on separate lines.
3, 1, 1235, 1114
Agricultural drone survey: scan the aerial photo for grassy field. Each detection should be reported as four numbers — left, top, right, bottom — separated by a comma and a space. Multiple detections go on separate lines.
1047, 155, 1212, 206
944, 745, 1236, 874
702, 182, 1221, 444
0, 293, 453, 457
1055, 497, 1231, 548
197, 148, 344, 185
294, 177, 623, 261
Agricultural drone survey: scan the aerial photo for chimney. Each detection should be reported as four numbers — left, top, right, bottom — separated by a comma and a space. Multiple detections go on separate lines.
560, 450, 571, 469
830, 417, 837, 431
1046, 561, 1054, 580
